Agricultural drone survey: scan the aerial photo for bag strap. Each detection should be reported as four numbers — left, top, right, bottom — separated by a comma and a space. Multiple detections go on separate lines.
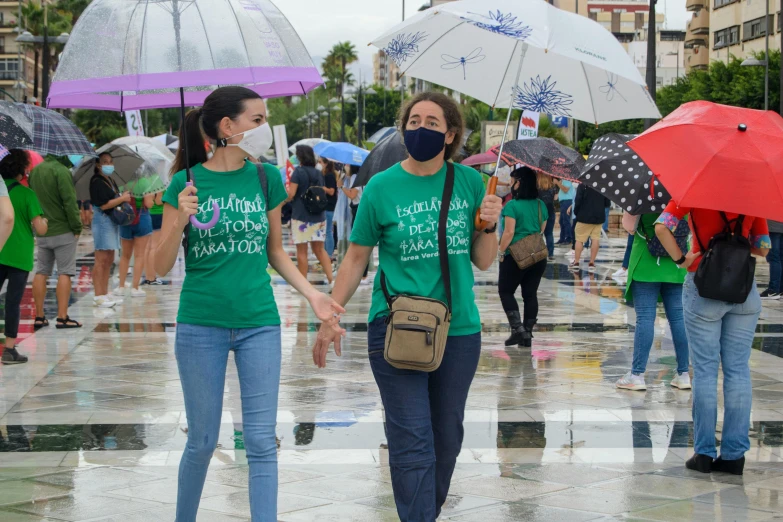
537, 200, 543, 229
255, 163, 269, 206
381, 162, 455, 312
7, 181, 20, 193
690, 212, 705, 253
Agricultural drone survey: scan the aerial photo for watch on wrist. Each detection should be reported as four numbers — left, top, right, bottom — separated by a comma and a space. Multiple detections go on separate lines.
483, 223, 498, 234
675, 255, 687, 265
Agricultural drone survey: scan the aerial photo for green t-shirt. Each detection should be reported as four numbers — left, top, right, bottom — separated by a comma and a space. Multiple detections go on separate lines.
625, 213, 687, 301
350, 162, 486, 336
501, 199, 548, 254
163, 161, 287, 328
0, 179, 44, 272
149, 203, 164, 215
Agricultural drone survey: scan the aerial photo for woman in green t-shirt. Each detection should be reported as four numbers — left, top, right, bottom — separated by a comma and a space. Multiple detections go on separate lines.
497, 167, 548, 348
312, 92, 502, 521
154, 87, 344, 522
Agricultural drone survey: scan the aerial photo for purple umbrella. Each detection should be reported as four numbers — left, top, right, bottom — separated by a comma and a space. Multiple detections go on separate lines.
48, 0, 323, 229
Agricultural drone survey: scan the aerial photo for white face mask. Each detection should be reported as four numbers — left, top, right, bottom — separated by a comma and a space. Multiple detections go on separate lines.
315, 163, 324, 172
225, 122, 273, 159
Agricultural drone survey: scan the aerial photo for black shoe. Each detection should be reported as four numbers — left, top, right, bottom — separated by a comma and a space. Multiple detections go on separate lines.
504, 311, 524, 347
711, 456, 745, 475
1, 348, 29, 365
760, 289, 781, 300
685, 453, 713, 473
521, 319, 536, 348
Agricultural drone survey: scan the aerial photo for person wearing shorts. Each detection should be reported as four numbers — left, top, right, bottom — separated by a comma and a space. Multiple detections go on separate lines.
28, 158, 85, 329
286, 145, 334, 289
118, 194, 154, 298
143, 193, 165, 285
569, 183, 610, 272
78, 199, 93, 228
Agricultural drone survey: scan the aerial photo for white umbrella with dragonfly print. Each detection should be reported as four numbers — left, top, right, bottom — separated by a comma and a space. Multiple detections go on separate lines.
372, 0, 660, 227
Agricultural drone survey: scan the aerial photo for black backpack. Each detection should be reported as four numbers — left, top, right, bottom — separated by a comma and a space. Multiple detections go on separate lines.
691, 212, 755, 304
300, 167, 328, 214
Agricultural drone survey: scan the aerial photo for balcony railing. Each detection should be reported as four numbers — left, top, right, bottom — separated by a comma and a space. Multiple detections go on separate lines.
686, 0, 705, 11
690, 9, 710, 34
687, 47, 709, 70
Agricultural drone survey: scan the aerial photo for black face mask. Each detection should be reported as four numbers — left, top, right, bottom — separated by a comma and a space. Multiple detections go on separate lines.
404, 127, 447, 162
511, 181, 522, 199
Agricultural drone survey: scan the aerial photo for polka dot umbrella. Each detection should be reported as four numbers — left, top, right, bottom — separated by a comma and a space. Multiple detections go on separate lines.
579, 133, 670, 215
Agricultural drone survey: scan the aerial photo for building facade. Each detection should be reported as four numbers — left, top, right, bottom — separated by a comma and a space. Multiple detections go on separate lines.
686, 0, 781, 72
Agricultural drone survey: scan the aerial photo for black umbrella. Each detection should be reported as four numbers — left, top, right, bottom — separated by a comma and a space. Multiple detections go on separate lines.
0, 101, 34, 150
354, 132, 408, 187
580, 133, 671, 215
490, 138, 584, 181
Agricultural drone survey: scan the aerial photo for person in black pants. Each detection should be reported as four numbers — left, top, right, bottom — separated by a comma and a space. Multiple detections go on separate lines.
339, 165, 369, 280
497, 167, 548, 348
0, 150, 48, 365
536, 172, 558, 259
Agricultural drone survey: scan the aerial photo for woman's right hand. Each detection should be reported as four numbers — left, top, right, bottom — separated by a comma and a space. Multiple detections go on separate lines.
177, 185, 199, 228
312, 321, 342, 368
121, 192, 132, 203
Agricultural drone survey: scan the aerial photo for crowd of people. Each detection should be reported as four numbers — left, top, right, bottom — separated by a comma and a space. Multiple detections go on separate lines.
0, 85, 780, 521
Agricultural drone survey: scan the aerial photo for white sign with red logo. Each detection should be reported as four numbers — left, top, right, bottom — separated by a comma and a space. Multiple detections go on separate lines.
517, 111, 540, 140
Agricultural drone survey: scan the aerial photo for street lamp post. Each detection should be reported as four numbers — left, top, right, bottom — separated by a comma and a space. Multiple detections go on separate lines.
327, 97, 339, 141
16, 29, 68, 106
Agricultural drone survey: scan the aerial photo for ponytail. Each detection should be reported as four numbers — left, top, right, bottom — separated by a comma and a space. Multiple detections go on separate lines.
172, 108, 207, 175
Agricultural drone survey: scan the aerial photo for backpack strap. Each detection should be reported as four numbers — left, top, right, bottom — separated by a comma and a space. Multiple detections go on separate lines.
690, 212, 705, 253
6, 181, 20, 193
381, 162, 455, 312
255, 163, 269, 207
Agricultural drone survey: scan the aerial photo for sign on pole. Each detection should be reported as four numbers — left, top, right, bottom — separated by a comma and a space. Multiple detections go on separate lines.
125, 110, 145, 137
273, 124, 289, 167
517, 111, 539, 140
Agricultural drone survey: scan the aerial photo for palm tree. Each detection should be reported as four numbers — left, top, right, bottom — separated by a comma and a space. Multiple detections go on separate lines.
324, 41, 358, 141
20, 1, 72, 99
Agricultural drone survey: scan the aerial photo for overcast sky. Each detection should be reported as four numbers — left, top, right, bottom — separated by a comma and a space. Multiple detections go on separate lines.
275, 0, 690, 81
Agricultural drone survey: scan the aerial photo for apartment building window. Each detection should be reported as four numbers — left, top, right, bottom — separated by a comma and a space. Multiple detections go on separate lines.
0, 36, 5, 54
743, 15, 774, 41
0, 59, 19, 81
714, 0, 738, 8
714, 26, 740, 49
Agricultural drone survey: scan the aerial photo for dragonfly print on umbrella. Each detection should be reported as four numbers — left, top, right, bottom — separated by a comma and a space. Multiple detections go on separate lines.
464, 10, 532, 40
513, 75, 574, 117
599, 72, 627, 102
441, 47, 486, 80
384, 31, 428, 67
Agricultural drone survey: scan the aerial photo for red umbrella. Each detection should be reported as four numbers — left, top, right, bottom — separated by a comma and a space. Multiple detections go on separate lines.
629, 101, 783, 221
461, 151, 498, 166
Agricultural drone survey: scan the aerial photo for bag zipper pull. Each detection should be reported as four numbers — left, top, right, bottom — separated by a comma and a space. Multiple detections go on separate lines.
426, 331, 433, 346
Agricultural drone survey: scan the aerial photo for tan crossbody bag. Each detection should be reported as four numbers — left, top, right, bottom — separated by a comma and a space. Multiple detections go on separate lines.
380, 162, 454, 372
508, 201, 548, 270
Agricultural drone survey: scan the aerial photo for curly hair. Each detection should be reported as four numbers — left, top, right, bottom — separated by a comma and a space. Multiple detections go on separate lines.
0, 149, 30, 180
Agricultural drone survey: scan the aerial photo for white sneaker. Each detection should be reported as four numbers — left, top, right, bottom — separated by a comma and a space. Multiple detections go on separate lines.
612, 268, 628, 279
106, 292, 125, 304
123, 282, 131, 289
671, 372, 692, 390
93, 296, 117, 308
616, 371, 647, 391
130, 288, 147, 298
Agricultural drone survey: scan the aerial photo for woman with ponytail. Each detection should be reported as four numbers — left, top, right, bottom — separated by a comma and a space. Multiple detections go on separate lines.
155, 86, 344, 522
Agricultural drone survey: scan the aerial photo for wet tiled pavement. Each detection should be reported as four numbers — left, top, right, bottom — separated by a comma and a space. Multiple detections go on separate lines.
1, 232, 783, 520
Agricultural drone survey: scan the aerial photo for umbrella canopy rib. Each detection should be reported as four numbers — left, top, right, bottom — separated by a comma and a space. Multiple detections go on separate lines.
492, 40, 520, 108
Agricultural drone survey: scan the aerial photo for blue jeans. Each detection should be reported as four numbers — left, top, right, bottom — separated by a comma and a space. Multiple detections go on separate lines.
325, 210, 335, 257
544, 201, 555, 256
368, 317, 481, 522
682, 273, 761, 460
558, 201, 573, 243
175, 324, 282, 522
630, 281, 689, 374
622, 233, 634, 269
603, 207, 610, 232
767, 232, 782, 292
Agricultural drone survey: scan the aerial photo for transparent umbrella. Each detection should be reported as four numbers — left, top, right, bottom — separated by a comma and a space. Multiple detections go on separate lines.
111, 141, 174, 197
113, 136, 175, 162
48, 0, 322, 230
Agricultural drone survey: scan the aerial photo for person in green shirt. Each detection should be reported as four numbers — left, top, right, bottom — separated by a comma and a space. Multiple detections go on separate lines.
154, 87, 344, 521
28, 159, 84, 330
0, 175, 13, 253
0, 150, 48, 365
615, 212, 690, 392
312, 92, 502, 521
144, 191, 165, 285
497, 167, 548, 348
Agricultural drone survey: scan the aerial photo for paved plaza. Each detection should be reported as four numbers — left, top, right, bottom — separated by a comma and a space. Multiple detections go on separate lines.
1, 233, 782, 521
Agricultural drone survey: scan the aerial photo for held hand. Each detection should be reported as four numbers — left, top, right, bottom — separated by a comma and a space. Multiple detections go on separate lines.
308, 292, 347, 331
682, 251, 701, 269
567, 206, 572, 216
312, 322, 343, 368
479, 194, 502, 226
177, 185, 199, 228
121, 192, 132, 203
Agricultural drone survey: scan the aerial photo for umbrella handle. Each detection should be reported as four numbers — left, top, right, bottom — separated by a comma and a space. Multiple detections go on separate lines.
475, 177, 499, 231
186, 181, 220, 230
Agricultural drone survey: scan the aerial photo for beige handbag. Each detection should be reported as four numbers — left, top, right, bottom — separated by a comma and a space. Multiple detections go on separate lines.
508, 201, 548, 270
381, 163, 454, 372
